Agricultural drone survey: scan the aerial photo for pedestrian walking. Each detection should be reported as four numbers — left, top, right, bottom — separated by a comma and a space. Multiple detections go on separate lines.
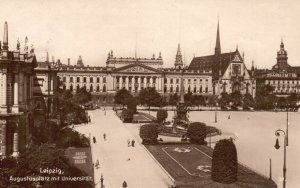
93, 136, 96, 143
127, 139, 130, 147
103, 133, 106, 140
131, 139, 135, 147
228, 115, 231, 119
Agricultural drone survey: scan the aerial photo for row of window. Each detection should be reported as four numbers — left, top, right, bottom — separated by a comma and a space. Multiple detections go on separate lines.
63, 84, 107, 92
164, 85, 209, 93
164, 78, 209, 84
62, 76, 106, 83
116, 77, 156, 84
267, 80, 300, 85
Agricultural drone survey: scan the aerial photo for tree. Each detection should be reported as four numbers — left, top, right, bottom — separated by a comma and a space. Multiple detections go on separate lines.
243, 93, 255, 109
186, 122, 207, 144
184, 92, 193, 106
12, 144, 93, 188
114, 88, 133, 108
192, 95, 205, 109
156, 109, 168, 124
211, 139, 238, 183
138, 87, 162, 109
169, 93, 178, 106
121, 108, 134, 123
230, 91, 243, 107
72, 86, 92, 106
219, 92, 230, 109
126, 97, 138, 114
255, 85, 277, 110
139, 123, 159, 144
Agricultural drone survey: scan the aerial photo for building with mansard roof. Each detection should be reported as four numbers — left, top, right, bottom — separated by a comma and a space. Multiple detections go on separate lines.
188, 21, 256, 97
58, 45, 213, 105
254, 40, 300, 96
0, 22, 37, 158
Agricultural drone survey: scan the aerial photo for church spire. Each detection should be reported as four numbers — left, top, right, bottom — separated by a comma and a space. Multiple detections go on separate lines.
215, 19, 221, 55
3, 21, 8, 50
175, 43, 183, 69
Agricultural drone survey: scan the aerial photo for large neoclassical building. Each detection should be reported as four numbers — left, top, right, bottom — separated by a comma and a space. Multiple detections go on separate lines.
58, 45, 213, 104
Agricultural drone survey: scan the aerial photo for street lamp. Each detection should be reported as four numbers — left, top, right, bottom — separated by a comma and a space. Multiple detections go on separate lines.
274, 129, 287, 188
286, 105, 289, 146
215, 102, 218, 123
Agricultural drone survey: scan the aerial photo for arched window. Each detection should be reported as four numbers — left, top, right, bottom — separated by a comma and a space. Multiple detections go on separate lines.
103, 85, 106, 92
97, 85, 100, 92
70, 84, 73, 91
194, 87, 197, 93
76, 84, 80, 91
188, 86, 191, 93
176, 86, 179, 93
63, 84, 66, 90
90, 85, 93, 92
170, 86, 173, 93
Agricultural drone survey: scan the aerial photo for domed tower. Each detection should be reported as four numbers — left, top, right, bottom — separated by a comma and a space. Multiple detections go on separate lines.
276, 39, 289, 70
174, 43, 183, 69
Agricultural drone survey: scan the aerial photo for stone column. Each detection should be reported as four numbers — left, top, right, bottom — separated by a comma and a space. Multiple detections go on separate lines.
0, 119, 6, 157
125, 76, 129, 90
1, 73, 7, 112
137, 77, 141, 91
12, 122, 19, 157
12, 74, 19, 113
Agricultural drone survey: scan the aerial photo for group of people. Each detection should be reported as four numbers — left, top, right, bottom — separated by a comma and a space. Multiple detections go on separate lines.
127, 139, 135, 147
92, 133, 107, 144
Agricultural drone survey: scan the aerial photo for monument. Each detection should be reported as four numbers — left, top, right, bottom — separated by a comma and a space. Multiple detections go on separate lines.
172, 69, 190, 132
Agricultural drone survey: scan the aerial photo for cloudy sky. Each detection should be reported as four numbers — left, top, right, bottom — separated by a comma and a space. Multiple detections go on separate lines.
0, 0, 299, 69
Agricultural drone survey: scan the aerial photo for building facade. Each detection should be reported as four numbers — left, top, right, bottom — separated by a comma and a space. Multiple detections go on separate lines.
33, 56, 58, 113
188, 21, 256, 97
255, 40, 300, 96
58, 45, 213, 105
0, 22, 37, 158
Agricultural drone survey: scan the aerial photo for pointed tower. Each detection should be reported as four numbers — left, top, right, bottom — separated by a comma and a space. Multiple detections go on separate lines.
3, 22, 8, 50
276, 39, 288, 69
215, 19, 221, 56
175, 43, 183, 69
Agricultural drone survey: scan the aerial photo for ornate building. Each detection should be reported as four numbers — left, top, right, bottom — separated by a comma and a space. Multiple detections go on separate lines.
58, 45, 213, 105
255, 40, 300, 96
33, 53, 58, 113
188, 21, 256, 97
0, 22, 37, 158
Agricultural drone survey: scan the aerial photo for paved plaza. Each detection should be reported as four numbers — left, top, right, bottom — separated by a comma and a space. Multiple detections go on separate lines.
75, 109, 300, 188
75, 109, 173, 188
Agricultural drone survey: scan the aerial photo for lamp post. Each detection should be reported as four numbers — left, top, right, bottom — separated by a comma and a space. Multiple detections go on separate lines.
215, 102, 218, 123
286, 106, 289, 146
274, 129, 287, 188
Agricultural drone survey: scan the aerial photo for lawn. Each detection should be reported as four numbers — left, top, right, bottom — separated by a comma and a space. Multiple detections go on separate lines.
146, 144, 277, 188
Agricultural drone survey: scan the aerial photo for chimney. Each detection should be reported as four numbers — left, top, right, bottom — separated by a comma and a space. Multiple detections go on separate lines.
68, 58, 70, 66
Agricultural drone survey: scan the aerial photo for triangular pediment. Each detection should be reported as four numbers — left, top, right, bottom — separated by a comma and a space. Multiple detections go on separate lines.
114, 63, 160, 73
232, 53, 242, 62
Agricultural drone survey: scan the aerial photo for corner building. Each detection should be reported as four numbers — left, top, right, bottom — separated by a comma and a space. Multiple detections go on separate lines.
0, 22, 37, 158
